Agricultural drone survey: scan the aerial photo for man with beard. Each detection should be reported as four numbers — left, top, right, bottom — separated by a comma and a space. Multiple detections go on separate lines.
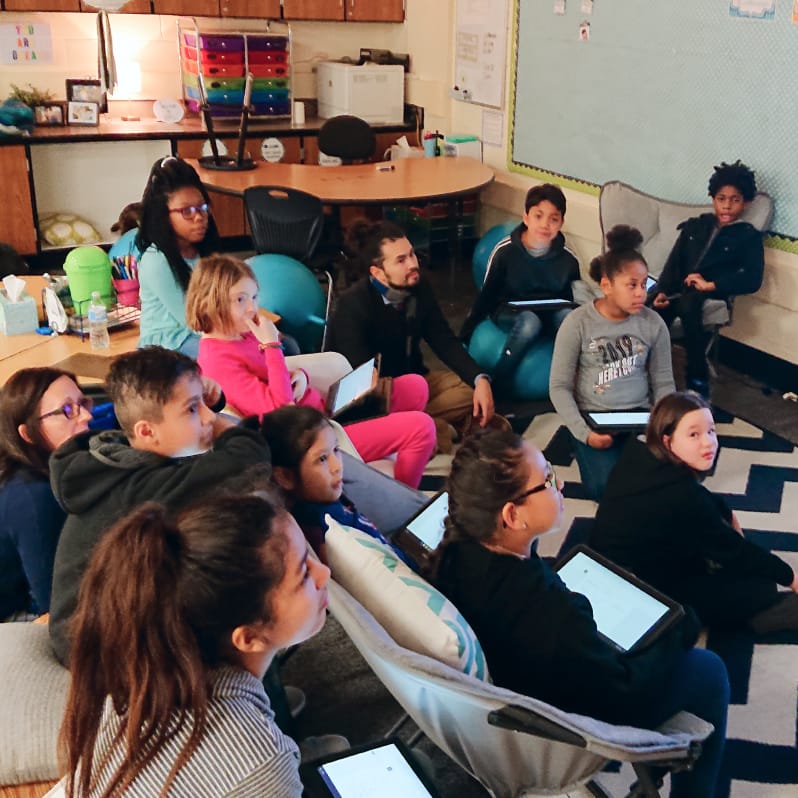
327, 220, 498, 452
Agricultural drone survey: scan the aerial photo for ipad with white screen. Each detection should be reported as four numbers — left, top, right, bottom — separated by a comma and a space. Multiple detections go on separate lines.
584, 410, 650, 432
300, 738, 444, 798
391, 491, 449, 566
555, 545, 684, 653
325, 356, 388, 422
645, 275, 657, 293
504, 298, 574, 312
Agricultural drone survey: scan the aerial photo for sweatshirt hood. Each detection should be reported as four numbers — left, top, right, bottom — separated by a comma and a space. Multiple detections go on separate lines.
602, 439, 693, 500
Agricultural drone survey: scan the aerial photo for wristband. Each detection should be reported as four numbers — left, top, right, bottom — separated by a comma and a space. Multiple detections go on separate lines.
258, 341, 283, 352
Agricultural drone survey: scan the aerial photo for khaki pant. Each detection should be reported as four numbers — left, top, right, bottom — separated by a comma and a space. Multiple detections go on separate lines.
424, 370, 474, 449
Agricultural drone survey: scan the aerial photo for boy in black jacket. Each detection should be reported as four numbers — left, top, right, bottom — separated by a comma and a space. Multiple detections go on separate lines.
49, 347, 271, 665
652, 160, 765, 396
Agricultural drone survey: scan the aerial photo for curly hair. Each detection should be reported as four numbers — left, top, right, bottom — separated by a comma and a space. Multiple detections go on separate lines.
588, 224, 647, 284
707, 160, 757, 201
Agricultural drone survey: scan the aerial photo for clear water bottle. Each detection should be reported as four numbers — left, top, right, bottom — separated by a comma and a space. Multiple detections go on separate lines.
88, 291, 110, 351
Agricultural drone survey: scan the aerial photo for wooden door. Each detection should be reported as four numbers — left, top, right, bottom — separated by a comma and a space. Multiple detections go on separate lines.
80, 0, 149, 10
347, 0, 404, 21
283, 0, 344, 20
0, 146, 38, 255
4, 0, 79, 10
152, 0, 218, 14
221, 0, 279, 17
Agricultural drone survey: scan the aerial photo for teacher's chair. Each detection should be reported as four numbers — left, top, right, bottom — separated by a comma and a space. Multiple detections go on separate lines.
318, 115, 376, 165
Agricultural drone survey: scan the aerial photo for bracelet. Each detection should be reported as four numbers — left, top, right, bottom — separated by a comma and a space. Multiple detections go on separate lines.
258, 341, 283, 352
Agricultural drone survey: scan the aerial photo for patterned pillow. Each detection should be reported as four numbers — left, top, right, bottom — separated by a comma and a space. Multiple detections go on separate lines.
325, 515, 490, 681
39, 212, 101, 247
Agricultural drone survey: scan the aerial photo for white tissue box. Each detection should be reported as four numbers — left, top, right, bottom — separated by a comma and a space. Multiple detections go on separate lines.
0, 290, 38, 335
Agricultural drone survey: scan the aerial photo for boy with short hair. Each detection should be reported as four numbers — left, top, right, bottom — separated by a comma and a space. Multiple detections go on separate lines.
460, 183, 580, 391
652, 160, 765, 396
48, 346, 271, 665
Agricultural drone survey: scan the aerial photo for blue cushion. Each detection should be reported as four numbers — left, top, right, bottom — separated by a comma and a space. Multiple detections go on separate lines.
467, 319, 553, 400
471, 221, 517, 288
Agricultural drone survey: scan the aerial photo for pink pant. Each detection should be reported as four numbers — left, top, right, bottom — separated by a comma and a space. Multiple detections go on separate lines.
343, 374, 436, 489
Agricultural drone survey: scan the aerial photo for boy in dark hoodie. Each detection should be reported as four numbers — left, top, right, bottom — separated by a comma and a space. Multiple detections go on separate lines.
652, 160, 765, 397
460, 183, 580, 392
48, 347, 271, 666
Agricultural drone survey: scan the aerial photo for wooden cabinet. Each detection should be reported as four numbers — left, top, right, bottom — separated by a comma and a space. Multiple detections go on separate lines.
4, 0, 79, 9
80, 0, 150, 10
0, 146, 38, 256
283, 0, 404, 21
220, 0, 279, 17
152, 0, 218, 14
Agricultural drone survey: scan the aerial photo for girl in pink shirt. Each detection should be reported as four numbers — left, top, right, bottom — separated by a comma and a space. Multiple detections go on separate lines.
186, 255, 435, 488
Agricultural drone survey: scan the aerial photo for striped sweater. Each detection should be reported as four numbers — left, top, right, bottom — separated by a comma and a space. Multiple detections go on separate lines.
83, 666, 301, 797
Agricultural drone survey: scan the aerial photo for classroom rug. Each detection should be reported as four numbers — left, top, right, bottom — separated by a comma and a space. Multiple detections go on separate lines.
420, 408, 798, 798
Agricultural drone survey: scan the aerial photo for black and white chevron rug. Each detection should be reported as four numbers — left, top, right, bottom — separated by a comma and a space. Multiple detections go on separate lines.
421, 408, 798, 798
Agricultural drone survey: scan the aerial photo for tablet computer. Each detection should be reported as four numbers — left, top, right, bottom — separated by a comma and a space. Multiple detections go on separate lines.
504, 298, 575, 312
584, 410, 650, 431
645, 275, 657, 293
300, 738, 444, 798
555, 545, 684, 653
391, 490, 449, 565
325, 356, 387, 421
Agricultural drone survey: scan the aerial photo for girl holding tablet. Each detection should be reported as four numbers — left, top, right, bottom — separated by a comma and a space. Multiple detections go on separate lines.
549, 225, 675, 500
185, 255, 435, 488
431, 429, 729, 797
590, 391, 798, 634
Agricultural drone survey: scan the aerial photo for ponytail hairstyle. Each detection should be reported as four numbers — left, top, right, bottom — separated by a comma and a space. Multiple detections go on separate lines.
136, 156, 221, 292
645, 390, 713, 473
0, 367, 77, 482
60, 493, 288, 798
185, 254, 257, 335
344, 217, 407, 276
260, 405, 332, 477
426, 429, 528, 581
588, 225, 647, 285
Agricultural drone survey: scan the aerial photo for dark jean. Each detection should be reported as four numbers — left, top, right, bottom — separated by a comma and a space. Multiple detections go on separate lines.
571, 432, 631, 502
655, 648, 729, 798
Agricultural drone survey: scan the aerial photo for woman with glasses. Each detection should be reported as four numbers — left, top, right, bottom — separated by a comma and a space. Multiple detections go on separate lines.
136, 157, 221, 359
0, 367, 92, 619
430, 429, 730, 798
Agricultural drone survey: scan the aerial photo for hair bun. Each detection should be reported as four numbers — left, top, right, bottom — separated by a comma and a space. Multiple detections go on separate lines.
606, 225, 643, 253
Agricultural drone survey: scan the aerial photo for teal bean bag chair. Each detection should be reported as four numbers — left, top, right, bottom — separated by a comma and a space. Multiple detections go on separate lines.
247, 253, 327, 353
468, 221, 556, 401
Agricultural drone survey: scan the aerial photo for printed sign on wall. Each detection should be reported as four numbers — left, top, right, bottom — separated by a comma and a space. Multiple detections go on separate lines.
0, 22, 54, 65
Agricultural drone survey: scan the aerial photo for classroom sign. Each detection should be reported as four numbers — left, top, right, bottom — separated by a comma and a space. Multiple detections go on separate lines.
0, 23, 53, 65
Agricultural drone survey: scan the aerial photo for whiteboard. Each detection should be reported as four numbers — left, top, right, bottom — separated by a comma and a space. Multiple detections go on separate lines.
454, 0, 508, 108
510, 0, 798, 237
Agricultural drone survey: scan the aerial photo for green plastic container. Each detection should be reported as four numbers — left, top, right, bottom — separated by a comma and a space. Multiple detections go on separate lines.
64, 246, 113, 310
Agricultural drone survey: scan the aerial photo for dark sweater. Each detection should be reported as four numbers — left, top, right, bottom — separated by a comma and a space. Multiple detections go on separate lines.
460, 227, 580, 342
435, 539, 700, 728
656, 214, 764, 298
589, 439, 793, 624
326, 277, 482, 385
48, 421, 271, 665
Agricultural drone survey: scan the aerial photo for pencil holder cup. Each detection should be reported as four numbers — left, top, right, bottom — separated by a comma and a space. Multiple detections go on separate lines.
112, 278, 140, 307
423, 137, 437, 158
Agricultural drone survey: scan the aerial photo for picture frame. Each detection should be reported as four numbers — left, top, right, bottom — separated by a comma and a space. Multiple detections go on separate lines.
33, 102, 66, 127
65, 78, 107, 113
67, 101, 99, 126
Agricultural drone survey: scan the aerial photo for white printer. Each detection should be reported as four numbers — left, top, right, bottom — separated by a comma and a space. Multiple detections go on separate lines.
316, 62, 405, 124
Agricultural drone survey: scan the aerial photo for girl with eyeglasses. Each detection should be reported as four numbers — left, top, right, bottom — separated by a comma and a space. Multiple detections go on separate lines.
60, 493, 329, 797
0, 367, 92, 619
136, 157, 221, 359
430, 429, 730, 797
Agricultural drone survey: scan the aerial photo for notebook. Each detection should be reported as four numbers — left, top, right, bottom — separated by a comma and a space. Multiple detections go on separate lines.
324, 356, 389, 423
391, 491, 449, 566
555, 545, 684, 653
300, 739, 444, 798
504, 298, 574, 312
584, 410, 650, 432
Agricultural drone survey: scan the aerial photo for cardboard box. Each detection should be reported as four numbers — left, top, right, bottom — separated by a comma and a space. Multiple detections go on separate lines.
0, 290, 39, 335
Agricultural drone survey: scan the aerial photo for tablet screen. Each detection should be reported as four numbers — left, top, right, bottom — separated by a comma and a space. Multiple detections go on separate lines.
587, 411, 650, 428
405, 492, 448, 551
329, 358, 376, 415
645, 275, 657, 292
318, 743, 435, 798
557, 551, 670, 652
507, 299, 571, 308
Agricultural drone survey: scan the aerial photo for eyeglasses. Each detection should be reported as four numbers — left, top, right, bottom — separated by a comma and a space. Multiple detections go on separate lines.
38, 396, 94, 421
510, 461, 558, 504
168, 203, 210, 220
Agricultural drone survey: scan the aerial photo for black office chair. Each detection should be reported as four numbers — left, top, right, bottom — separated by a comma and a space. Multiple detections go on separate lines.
318, 114, 376, 164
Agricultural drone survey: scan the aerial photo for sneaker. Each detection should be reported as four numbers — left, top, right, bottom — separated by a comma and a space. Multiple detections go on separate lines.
285, 685, 307, 719
299, 734, 350, 763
